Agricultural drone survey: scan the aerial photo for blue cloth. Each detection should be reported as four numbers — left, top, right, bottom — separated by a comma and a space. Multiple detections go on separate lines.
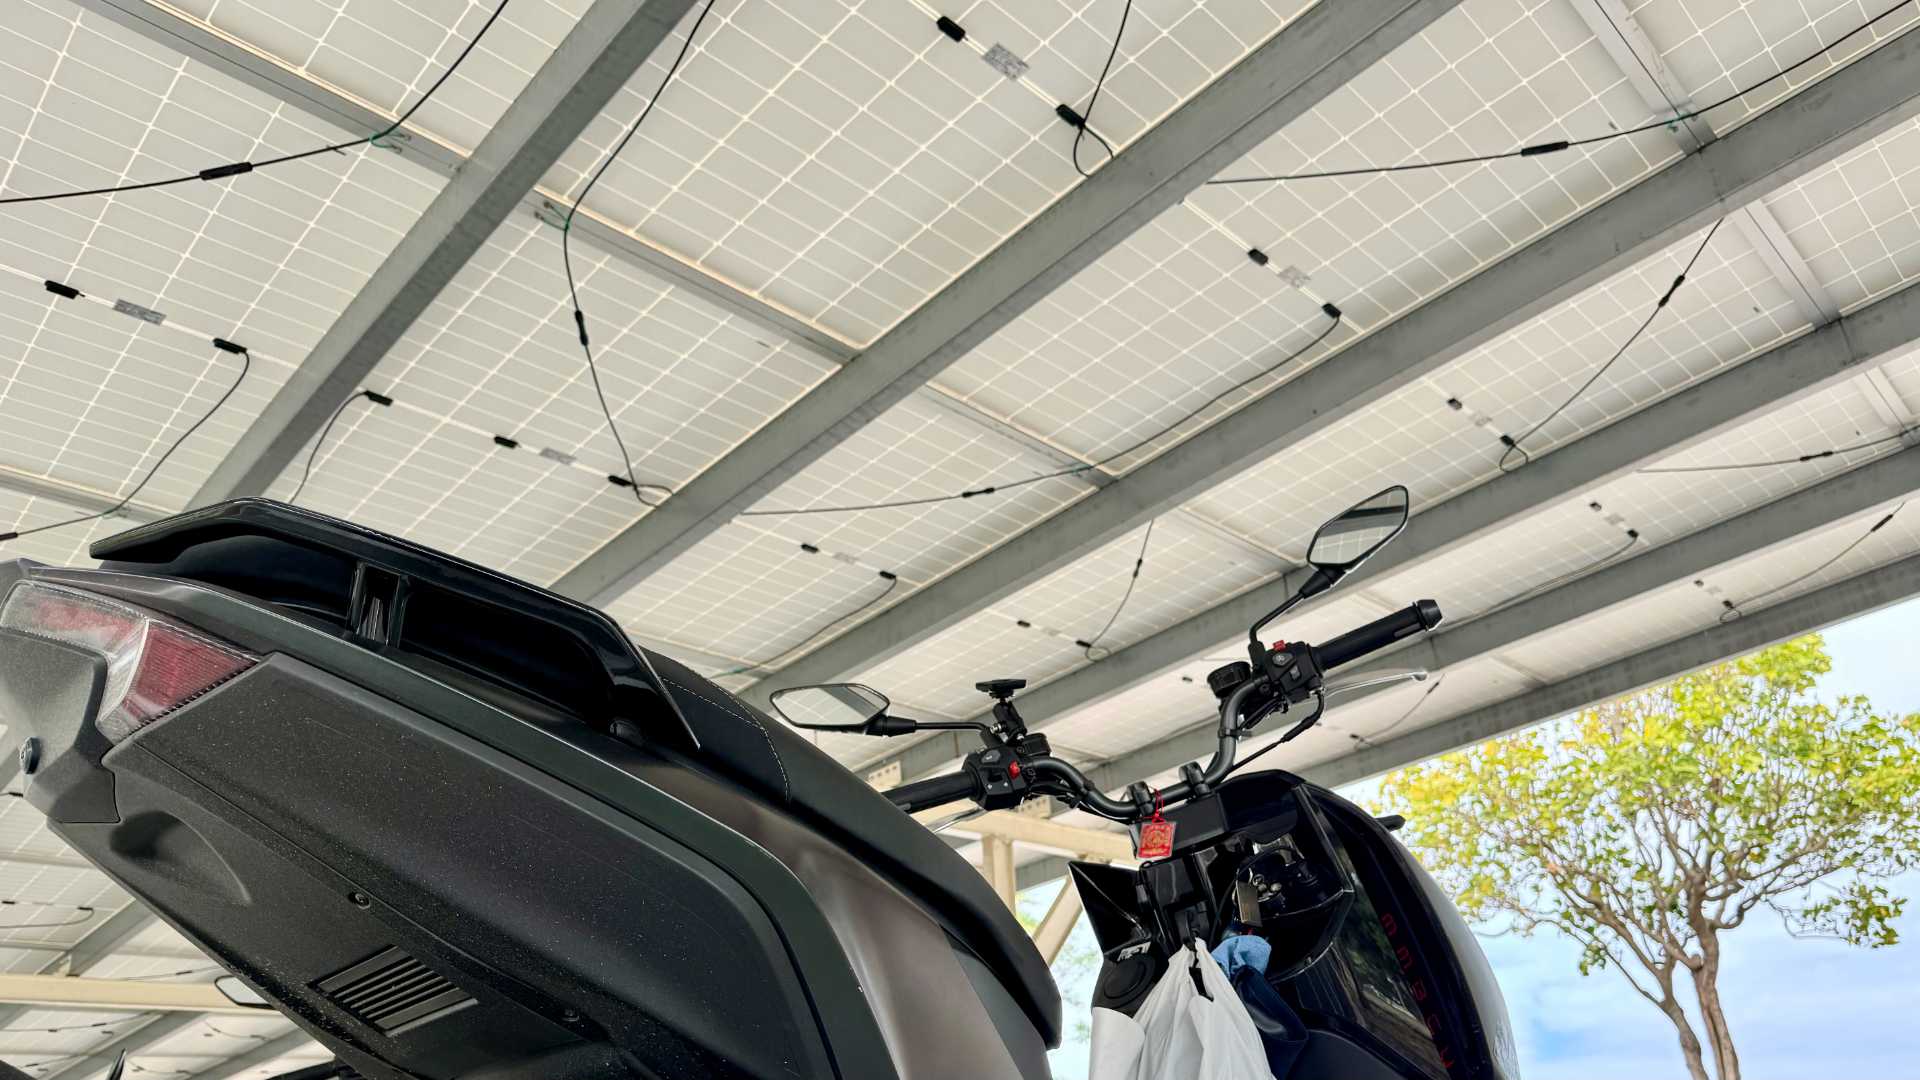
1211, 934, 1271, 979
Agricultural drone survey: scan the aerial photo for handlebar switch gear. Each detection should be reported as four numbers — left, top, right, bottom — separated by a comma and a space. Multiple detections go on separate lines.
1258, 641, 1323, 703
968, 746, 1036, 810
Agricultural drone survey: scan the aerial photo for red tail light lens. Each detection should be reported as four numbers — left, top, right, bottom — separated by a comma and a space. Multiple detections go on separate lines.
1, 582, 256, 743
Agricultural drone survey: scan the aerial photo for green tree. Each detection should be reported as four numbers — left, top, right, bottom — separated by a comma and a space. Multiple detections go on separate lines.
1379, 636, 1920, 1080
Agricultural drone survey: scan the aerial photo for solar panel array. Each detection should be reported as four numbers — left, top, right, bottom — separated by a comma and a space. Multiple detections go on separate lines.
4, 0, 1920, 1074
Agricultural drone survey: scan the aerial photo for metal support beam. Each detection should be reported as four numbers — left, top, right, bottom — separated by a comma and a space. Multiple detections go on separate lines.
44, 1011, 204, 1080
1306, 549, 1920, 788
550, 0, 1464, 605
1013, 551, 1920, 892
860, 277, 1920, 784
188, 1030, 315, 1080
1572, 0, 1714, 153
1071, 446, 1920, 798
188, 0, 700, 505
1030, 880, 1085, 966
735, 25, 1920, 711
0, 469, 165, 527
1734, 201, 1843, 326
0, 903, 161, 1031
0, 973, 254, 1014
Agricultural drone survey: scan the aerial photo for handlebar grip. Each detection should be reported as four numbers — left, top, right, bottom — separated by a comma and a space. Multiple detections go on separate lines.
1318, 600, 1443, 670
886, 771, 979, 814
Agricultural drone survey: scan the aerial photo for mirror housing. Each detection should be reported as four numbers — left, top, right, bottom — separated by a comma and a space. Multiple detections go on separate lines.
1251, 485, 1411, 647
768, 683, 916, 736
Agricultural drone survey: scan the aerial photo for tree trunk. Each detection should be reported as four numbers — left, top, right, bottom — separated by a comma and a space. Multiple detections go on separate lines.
1689, 935, 1742, 1080
1655, 996, 1713, 1080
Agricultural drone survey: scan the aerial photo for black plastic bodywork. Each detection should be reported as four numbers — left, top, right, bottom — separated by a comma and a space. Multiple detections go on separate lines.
1075, 772, 1519, 1080
0, 501, 1059, 1079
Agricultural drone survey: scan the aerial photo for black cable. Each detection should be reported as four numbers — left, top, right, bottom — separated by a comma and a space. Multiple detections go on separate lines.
713, 568, 899, 678
1497, 218, 1722, 472
740, 313, 1343, 517
1480, 528, 1640, 618
1, 345, 250, 545
1081, 519, 1154, 661
1069, 0, 1133, 178
1207, 0, 1914, 186
1639, 425, 1918, 474
287, 389, 383, 506
1224, 691, 1324, 778
0, 1, 512, 206
1719, 503, 1903, 621
563, 0, 716, 512
0, 909, 96, 932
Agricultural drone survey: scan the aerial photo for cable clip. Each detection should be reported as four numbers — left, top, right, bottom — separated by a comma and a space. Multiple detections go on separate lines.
535, 201, 570, 232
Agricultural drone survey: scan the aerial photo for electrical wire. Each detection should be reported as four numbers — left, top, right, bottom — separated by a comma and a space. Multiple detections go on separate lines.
1223, 690, 1325, 778
287, 389, 383, 506
1719, 503, 1904, 622
0, 908, 96, 932
1479, 528, 1641, 619
562, 0, 717, 512
712, 569, 900, 678
1070, 0, 1133, 177
1082, 519, 1154, 661
740, 313, 1342, 517
1639, 425, 1918, 474
1207, 0, 1915, 186
1, 345, 250, 545
0, 1, 513, 206
1497, 218, 1723, 473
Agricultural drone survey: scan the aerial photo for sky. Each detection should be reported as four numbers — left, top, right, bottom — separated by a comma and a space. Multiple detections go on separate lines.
1033, 593, 1920, 1080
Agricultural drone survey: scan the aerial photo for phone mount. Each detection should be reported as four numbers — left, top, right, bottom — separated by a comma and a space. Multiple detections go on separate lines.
974, 678, 1031, 742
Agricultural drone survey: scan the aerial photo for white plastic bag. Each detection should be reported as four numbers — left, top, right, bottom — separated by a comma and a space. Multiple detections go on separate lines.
1088, 941, 1272, 1080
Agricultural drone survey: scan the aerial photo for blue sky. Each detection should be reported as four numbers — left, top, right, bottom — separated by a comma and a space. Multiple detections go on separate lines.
1036, 593, 1920, 1079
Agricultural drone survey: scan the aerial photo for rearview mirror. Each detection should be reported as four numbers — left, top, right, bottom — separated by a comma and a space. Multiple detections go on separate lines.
1307, 485, 1409, 572
769, 683, 892, 732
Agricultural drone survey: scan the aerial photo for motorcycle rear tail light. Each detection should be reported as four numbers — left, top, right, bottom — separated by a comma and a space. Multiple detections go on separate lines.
1, 582, 256, 743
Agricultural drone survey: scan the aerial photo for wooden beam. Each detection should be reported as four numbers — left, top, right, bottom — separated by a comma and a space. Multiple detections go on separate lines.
980, 836, 1016, 912
0, 972, 256, 1014
1030, 881, 1084, 966
915, 808, 1136, 863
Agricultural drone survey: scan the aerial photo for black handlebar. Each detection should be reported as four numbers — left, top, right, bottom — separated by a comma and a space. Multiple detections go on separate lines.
883, 598, 1444, 825
888, 771, 980, 814
1317, 600, 1442, 671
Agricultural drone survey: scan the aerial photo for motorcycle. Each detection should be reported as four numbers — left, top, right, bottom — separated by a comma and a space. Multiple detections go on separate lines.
0, 485, 1515, 1079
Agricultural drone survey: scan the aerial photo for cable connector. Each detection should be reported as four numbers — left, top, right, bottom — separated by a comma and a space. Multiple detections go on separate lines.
1246, 247, 1270, 267
1055, 103, 1088, 130
960, 485, 997, 498
935, 14, 965, 41
1498, 434, 1517, 448
800, 542, 821, 555
1321, 301, 1342, 320
607, 474, 634, 488
0, 532, 17, 543
877, 569, 898, 581
211, 337, 247, 355
574, 309, 589, 347
493, 435, 520, 449
363, 390, 394, 407
1657, 274, 1686, 307
199, 162, 255, 181
1520, 139, 1569, 157
43, 280, 81, 300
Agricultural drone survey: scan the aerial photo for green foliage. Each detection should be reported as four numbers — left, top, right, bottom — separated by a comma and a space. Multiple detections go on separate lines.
1379, 635, 1920, 1079
1383, 636, 1920, 959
